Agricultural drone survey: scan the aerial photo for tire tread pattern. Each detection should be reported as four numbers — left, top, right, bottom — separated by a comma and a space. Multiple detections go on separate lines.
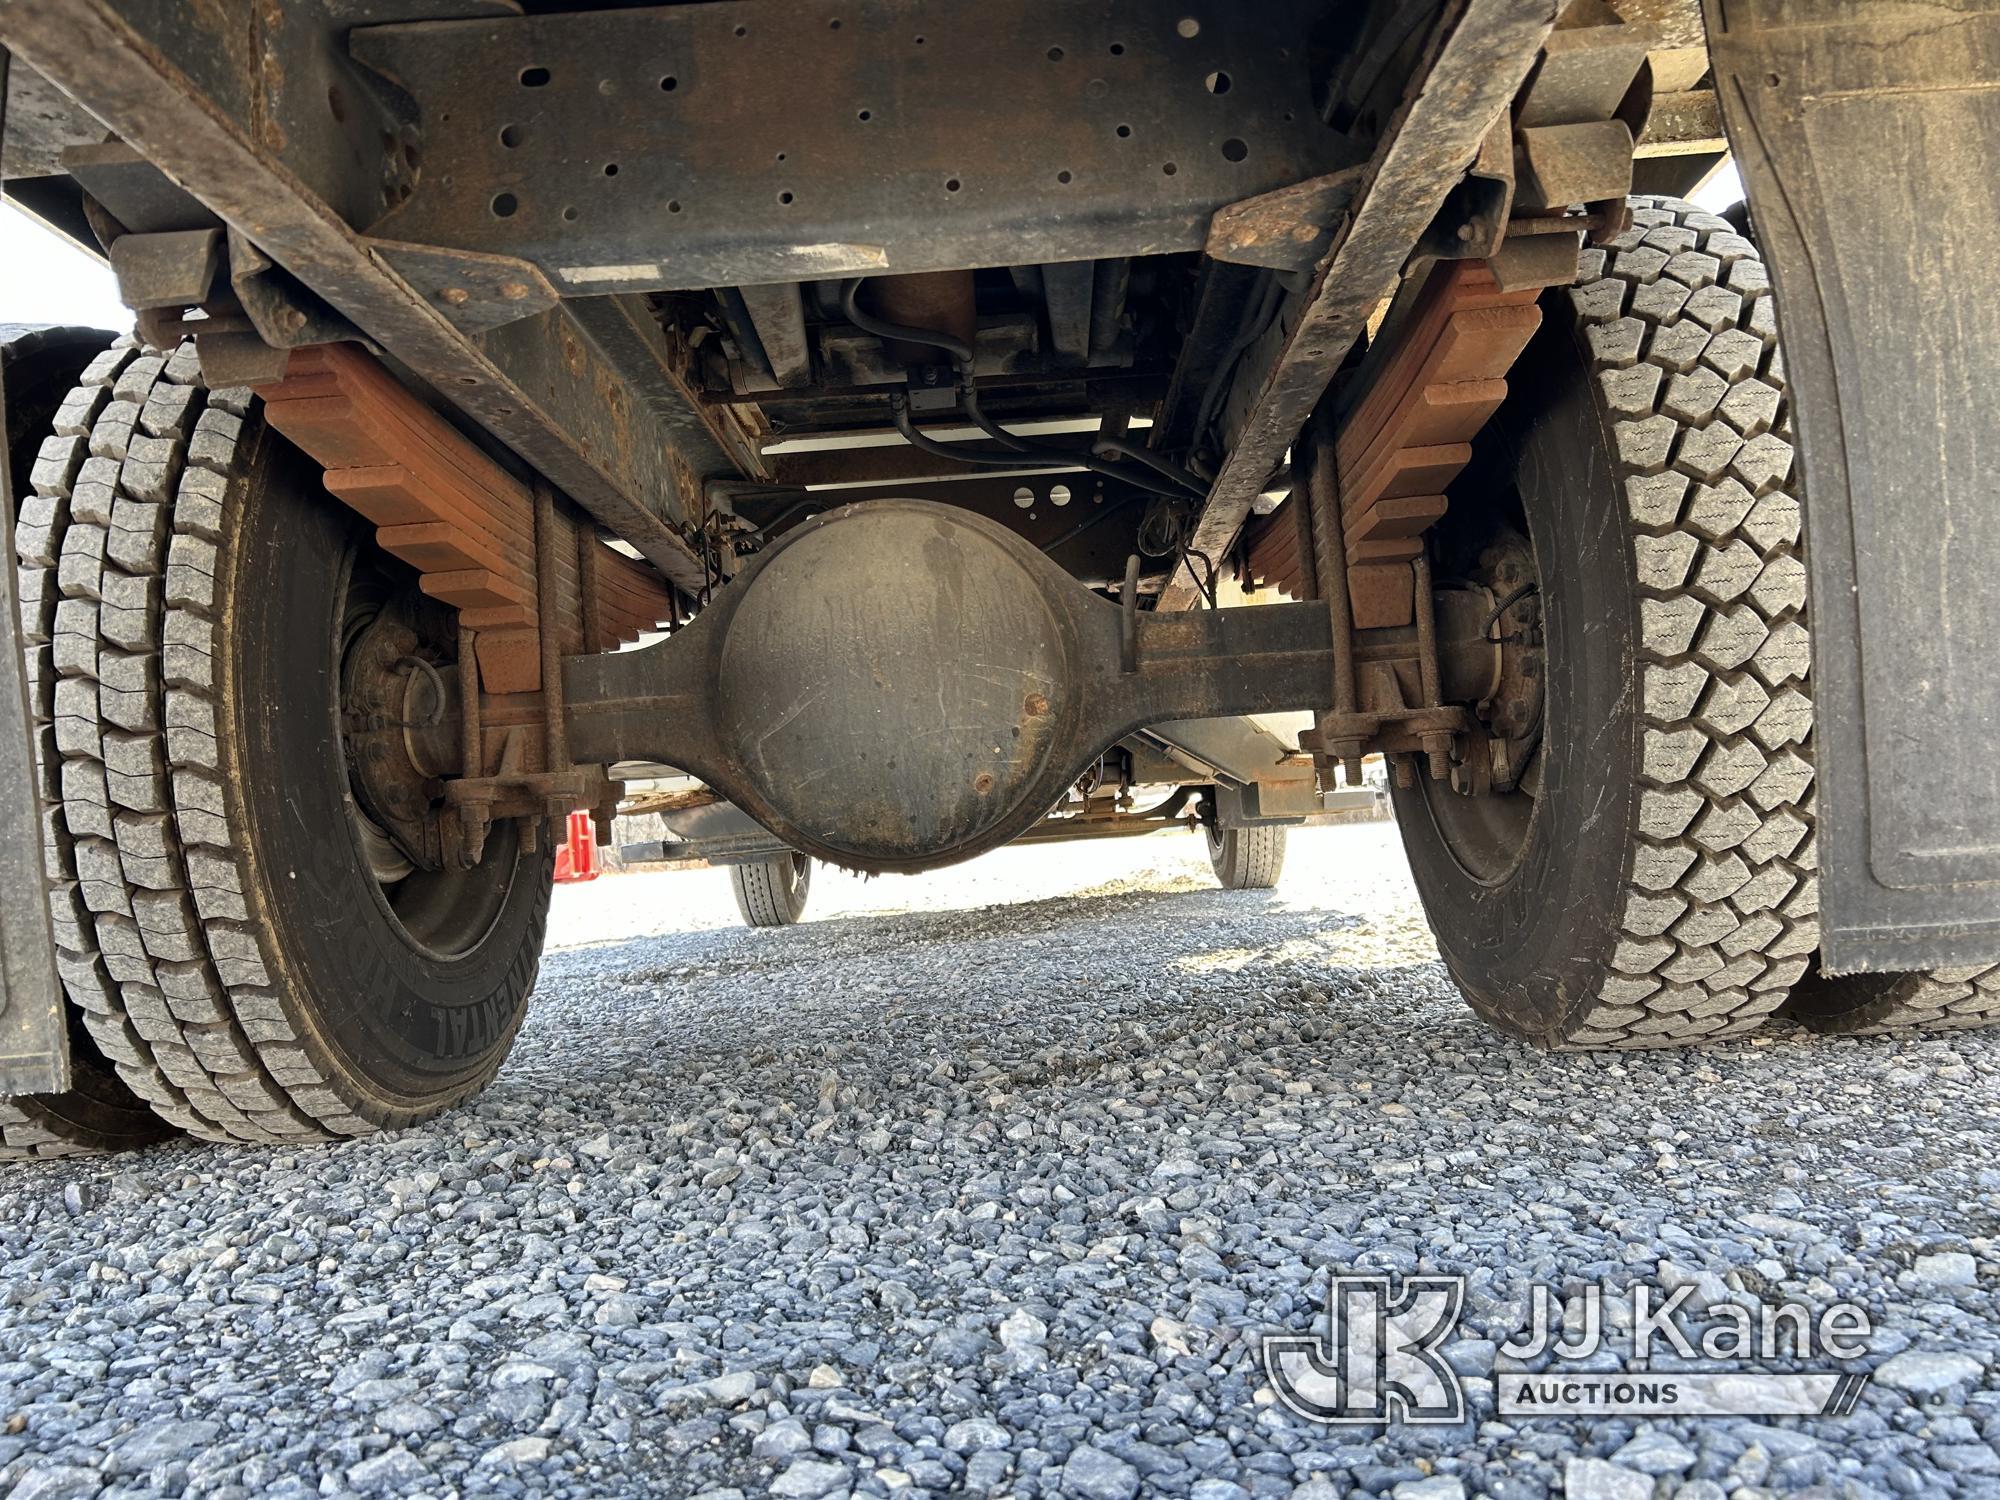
10, 332, 176, 1158
1555, 196, 1818, 1048
1791, 965, 2000, 1035
731, 855, 809, 927
1210, 825, 1287, 890
0, 1054, 167, 1160
26, 341, 547, 1143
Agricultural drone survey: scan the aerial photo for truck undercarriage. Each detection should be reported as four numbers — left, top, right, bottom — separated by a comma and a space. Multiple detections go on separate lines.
3, 0, 1999, 1154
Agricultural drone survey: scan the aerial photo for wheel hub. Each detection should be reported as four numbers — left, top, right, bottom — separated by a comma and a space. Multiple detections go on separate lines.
1453, 532, 1544, 796
339, 589, 456, 875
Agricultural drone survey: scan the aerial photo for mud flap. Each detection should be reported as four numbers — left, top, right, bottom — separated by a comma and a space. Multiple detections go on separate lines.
1706, 0, 2000, 971
0, 356, 70, 1095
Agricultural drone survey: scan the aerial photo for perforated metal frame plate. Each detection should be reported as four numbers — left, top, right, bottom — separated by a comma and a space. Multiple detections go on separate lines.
351, 0, 1364, 292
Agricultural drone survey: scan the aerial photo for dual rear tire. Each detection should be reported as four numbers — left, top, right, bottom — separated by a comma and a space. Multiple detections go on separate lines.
1393, 198, 1815, 1047
4, 327, 171, 1159
6, 195, 1988, 1162
1785, 963, 2000, 1035
1394, 196, 1996, 1046
14, 340, 550, 1150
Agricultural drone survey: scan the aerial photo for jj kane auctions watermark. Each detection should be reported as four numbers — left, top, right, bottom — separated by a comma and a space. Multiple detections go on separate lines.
1263, 1274, 1874, 1424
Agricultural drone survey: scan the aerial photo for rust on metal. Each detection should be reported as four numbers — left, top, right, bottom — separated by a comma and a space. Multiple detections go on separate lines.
866, 272, 979, 366
1515, 13, 1652, 131
257, 343, 542, 628
1204, 167, 1368, 274
0, 0, 719, 587
454, 622, 488, 861
1637, 89, 1724, 154
1515, 120, 1637, 210
1302, 420, 1363, 787
1160, 0, 1559, 609
1241, 261, 1541, 626
1410, 550, 1450, 779
256, 343, 674, 690
533, 480, 570, 776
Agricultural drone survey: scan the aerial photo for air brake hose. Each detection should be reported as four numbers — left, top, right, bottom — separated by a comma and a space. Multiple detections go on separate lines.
959, 381, 1199, 499
887, 394, 1072, 471
1090, 437, 1209, 499
842, 279, 975, 366
849, 276, 1208, 501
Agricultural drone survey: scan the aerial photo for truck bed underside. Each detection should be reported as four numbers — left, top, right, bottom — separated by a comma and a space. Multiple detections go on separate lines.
6, 0, 2000, 1099
1, 0, 1728, 609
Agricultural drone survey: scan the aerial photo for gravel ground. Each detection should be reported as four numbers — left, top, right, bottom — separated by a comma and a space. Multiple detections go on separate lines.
0, 823, 1996, 1500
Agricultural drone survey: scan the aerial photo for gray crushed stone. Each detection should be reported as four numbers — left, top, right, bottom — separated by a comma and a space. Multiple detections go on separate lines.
0, 826, 1995, 1499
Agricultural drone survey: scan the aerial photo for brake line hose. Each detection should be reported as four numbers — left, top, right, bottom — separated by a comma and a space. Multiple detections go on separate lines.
846, 277, 1209, 502
887, 393, 1073, 472
841, 278, 975, 366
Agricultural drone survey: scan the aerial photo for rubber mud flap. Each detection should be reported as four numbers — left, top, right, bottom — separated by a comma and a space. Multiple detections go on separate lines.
0, 326, 117, 1098
1, 465, 68, 1095
1705, 0, 2000, 971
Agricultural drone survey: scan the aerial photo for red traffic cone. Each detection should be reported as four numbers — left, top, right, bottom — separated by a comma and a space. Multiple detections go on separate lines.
554, 808, 600, 883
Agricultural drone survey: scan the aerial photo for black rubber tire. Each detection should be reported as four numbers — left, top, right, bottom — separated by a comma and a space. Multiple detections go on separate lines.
1206, 823, 1287, 890
5, 326, 119, 492
0, 1056, 172, 1159
1785, 962, 2000, 1036
6, 328, 174, 1160
731, 852, 812, 927
20, 340, 552, 1145
1392, 196, 1817, 1049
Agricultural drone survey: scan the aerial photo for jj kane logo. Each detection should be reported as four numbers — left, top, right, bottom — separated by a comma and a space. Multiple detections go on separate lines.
1263, 1274, 1874, 1424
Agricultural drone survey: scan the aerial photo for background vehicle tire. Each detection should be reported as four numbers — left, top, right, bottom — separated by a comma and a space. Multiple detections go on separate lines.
7, 327, 173, 1159
1392, 196, 1817, 1049
1784, 963, 2000, 1035
731, 852, 812, 926
1207, 823, 1286, 890
22, 341, 552, 1146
